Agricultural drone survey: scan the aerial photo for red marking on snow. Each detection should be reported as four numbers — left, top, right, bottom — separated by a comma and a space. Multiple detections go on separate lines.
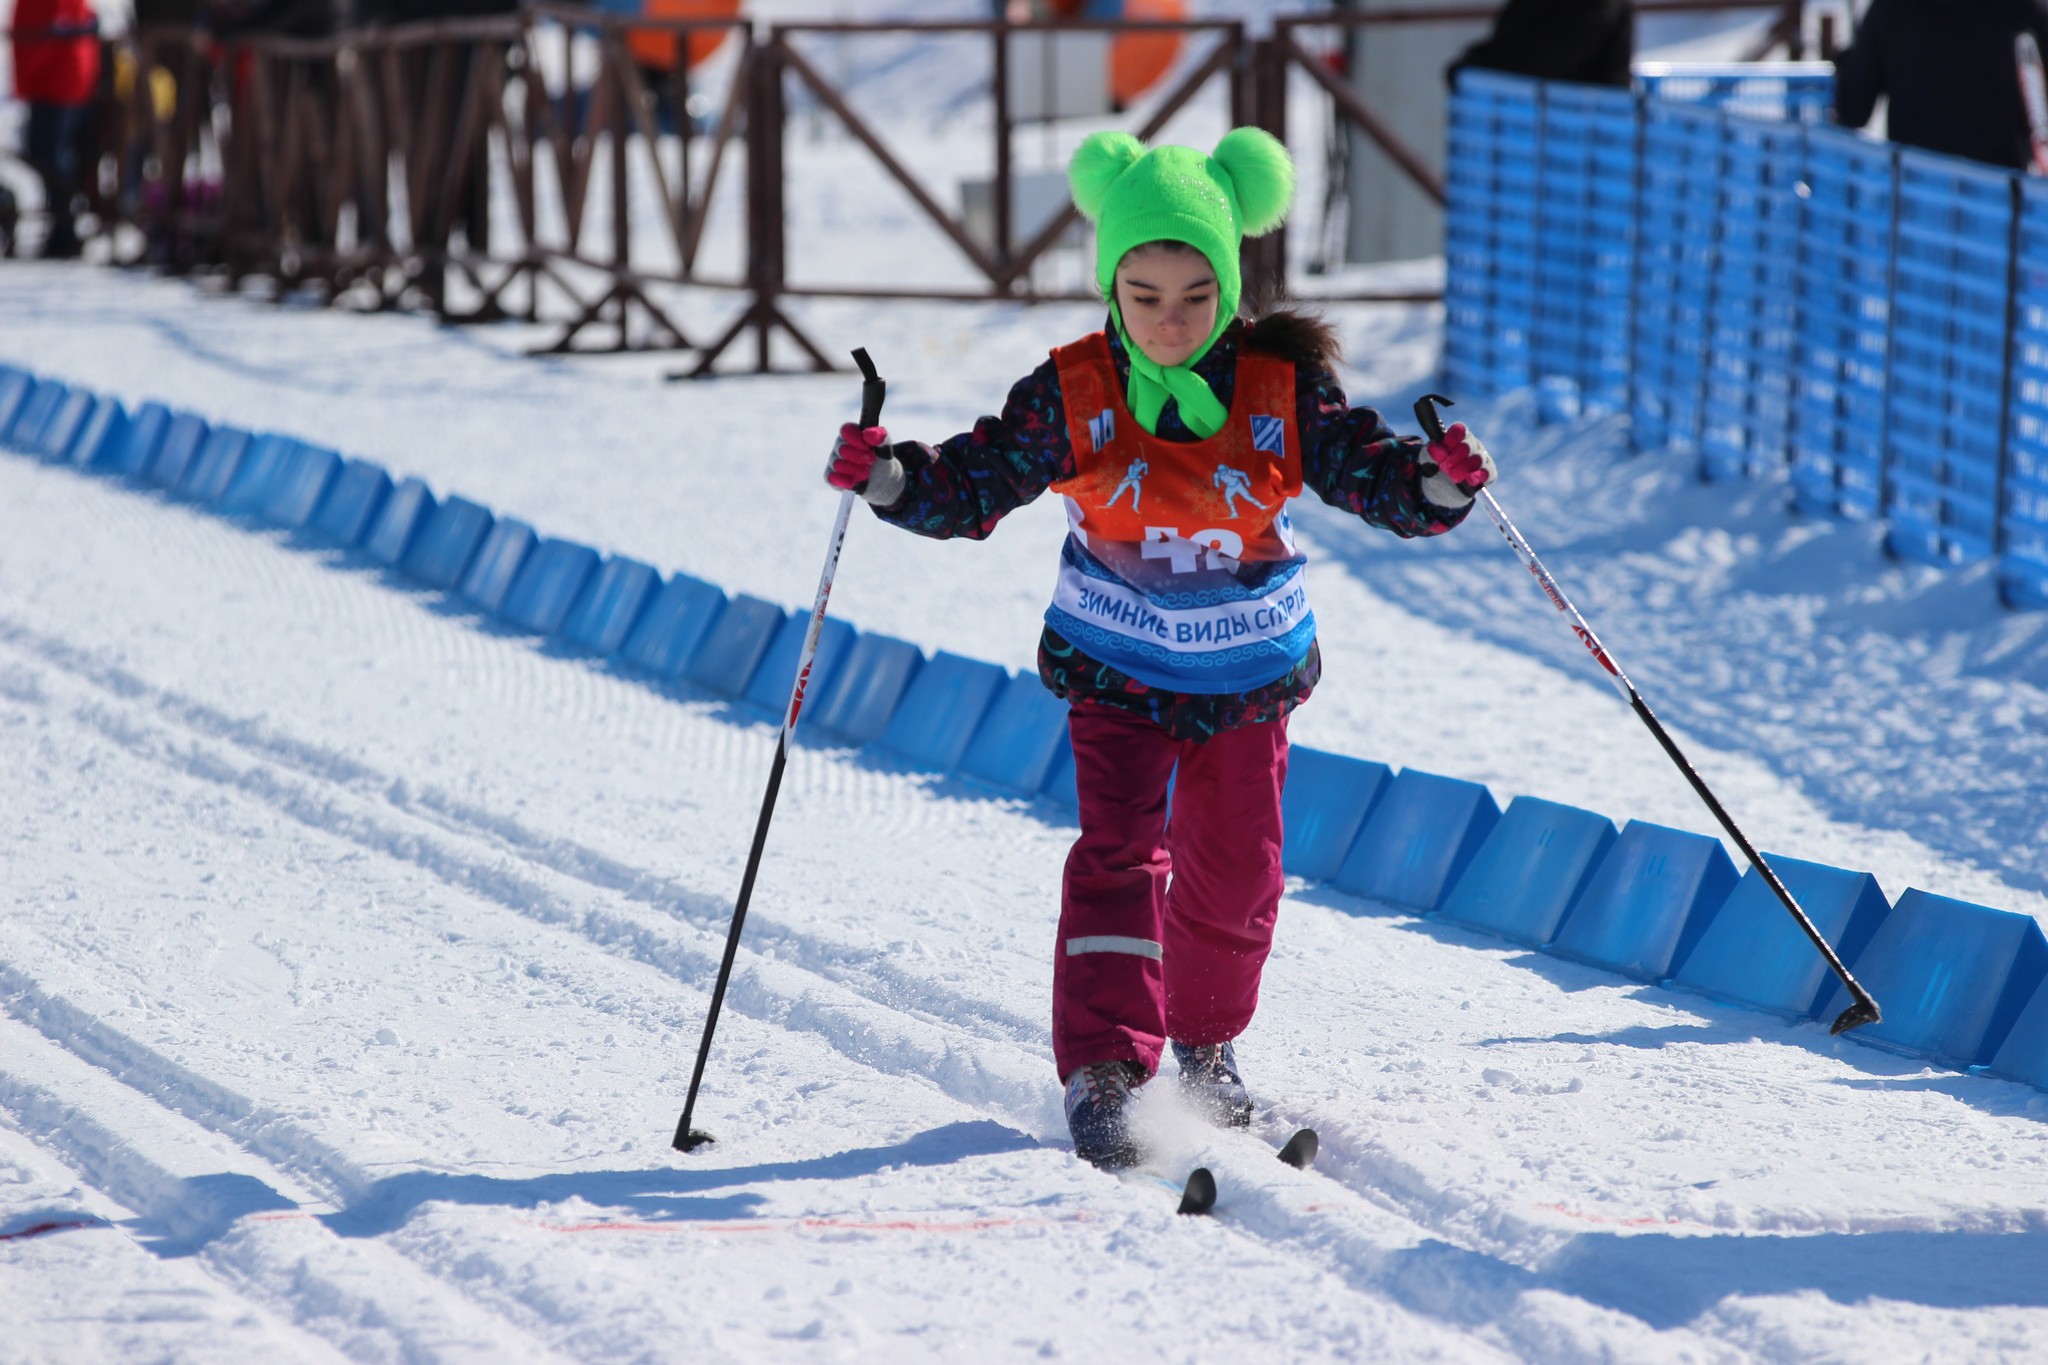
542, 1213, 1095, 1236
248, 1212, 316, 1223
1536, 1203, 1683, 1228
0, 1218, 100, 1242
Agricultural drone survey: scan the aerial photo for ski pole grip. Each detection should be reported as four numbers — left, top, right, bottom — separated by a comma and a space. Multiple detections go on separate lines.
1414, 392, 1454, 444
853, 347, 887, 429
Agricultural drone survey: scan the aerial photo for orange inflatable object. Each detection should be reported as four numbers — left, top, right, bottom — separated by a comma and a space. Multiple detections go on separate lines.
627, 0, 741, 74
1111, 0, 1185, 107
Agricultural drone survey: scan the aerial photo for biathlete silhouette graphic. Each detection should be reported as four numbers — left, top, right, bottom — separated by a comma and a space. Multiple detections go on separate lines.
1213, 463, 1268, 517
1107, 457, 1148, 511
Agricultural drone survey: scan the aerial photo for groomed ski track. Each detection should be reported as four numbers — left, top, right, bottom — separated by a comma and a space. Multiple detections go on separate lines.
5, 268, 2048, 1358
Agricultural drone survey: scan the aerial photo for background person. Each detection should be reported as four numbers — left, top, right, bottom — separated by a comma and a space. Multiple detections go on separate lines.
1834, 0, 2048, 171
9, 0, 102, 258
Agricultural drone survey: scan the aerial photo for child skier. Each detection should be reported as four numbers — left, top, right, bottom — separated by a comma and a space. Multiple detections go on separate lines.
824, 128, 1496, 1168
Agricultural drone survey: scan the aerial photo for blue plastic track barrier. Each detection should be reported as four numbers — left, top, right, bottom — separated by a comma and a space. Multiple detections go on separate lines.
22, 361, 2048, 1096
744, 613, 856, 721
1279, 747, 1391, 883
0, 369, 29, 431
1435, 795, 1617, 946
1332, 768, 1500, 913
36, 389, 94, 461
460, 517, 537, 612
217, 434, 293, 514
364, 476, 436, 567
1547, 819, 1738, 981
1988, 975, 2048, 1088
1845, 889, 2048, 1068
810, 632, 923, 746
262, 444, 341, 529
183, 427, 250, 503
403, 495, 494, 590
878, 650, 1007, 772
6, 377, 65, 449
108, 401, 170, 479
685, 593, 784, 697
959, 671, 1072, 795
311, 458, 393, 547
559, 556, 660, 656
499, 538, 601, 636
619, 573, 725, 678
148, 411, 210, 490
1671, 853, 1892, 1018
71, 397, 130, 470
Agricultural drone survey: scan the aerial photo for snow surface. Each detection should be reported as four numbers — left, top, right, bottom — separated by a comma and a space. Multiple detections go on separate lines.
6, 5, 2048, 1359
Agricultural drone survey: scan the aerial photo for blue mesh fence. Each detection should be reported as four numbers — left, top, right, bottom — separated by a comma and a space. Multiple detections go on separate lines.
1630, 102, 1722, 456
1443, 71, 1540, 398
1446, 71, 2048, 611
1790, 127, 1894, 519
2005, 181, 2048, 607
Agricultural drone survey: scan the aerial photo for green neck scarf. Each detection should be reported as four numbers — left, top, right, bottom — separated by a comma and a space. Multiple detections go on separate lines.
1112, 305, 1231, 440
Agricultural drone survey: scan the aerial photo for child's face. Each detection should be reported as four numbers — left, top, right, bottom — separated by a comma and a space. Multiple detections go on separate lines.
1113, 246, 1218, 368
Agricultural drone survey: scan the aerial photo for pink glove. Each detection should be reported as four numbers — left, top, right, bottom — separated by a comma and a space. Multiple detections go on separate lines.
826, 423, 887, 490
1420, 421, 1496, 507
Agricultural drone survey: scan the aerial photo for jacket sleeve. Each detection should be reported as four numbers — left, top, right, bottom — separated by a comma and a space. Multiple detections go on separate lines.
1832, 0, 1888, 131
1296, 362, 1475, 537
871, 357, 1079, 541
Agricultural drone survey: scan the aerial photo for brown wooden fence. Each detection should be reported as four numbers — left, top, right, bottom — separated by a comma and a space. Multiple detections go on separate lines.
73, 2, 1822, 374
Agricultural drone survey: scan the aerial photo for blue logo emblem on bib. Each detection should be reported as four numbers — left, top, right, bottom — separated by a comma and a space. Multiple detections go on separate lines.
1250, 415, 1284, 457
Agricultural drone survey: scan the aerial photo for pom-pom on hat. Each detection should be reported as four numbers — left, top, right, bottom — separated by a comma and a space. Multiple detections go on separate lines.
1067, 127, 1296, 360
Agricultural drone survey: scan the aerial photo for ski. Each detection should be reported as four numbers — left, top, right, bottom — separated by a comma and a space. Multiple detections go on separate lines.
1177, 1166, 1218, 1215
1101, 1127, 1318, 1216
1163, 1128, 1316, 1218
1113, 1162, 1217, 1214
1276, 1126, 1319, 1171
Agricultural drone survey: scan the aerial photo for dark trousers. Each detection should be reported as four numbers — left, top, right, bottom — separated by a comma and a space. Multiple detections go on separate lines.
1052, 702, 1290, 1080
26, 103, 93, 256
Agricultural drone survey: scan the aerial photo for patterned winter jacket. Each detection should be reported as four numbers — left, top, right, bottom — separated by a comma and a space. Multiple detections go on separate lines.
873, 317, 1472, 741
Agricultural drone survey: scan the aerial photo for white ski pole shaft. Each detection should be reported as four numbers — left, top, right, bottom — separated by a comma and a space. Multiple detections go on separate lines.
674, 349, 885, 1153
1414, 394, 1880, 1035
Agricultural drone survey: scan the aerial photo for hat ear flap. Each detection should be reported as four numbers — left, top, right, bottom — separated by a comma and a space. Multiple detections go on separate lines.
1211, 127, 1295, 237
1068, 131, 1146, 222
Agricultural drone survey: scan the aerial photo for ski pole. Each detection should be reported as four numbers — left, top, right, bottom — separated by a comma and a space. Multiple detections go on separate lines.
1414, 394, 1881, 1036
673, 349, 887, 1153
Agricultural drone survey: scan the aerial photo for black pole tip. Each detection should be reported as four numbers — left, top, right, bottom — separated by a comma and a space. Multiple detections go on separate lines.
1829, 997, 1882, 1035
674, 1129, 716, 1154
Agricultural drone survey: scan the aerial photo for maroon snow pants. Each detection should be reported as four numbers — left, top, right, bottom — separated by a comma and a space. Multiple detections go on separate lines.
1051, 701, 1289, 1080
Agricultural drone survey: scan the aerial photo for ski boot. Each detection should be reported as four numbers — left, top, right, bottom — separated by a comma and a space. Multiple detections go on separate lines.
1063, 1060, 1147, 1169
1171, 1039, 1253, 1128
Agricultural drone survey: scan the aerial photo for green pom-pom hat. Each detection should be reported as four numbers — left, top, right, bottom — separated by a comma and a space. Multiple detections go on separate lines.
1067, 127, 1296, 437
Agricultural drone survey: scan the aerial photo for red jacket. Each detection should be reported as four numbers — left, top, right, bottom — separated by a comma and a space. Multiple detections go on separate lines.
10, 0, 101, 107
